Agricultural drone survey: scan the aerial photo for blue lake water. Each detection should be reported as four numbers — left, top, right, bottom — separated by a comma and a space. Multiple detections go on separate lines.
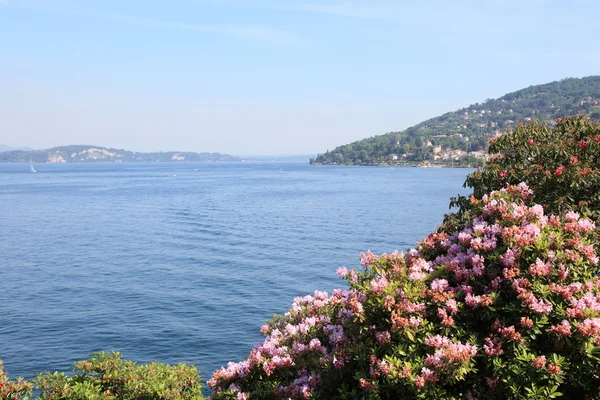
0, 162, 471, 386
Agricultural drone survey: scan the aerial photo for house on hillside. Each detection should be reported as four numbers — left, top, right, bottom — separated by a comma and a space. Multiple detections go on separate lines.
469, 150, 490, 161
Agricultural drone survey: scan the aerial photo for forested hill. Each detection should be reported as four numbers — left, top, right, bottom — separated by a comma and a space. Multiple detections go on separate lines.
0, 145, 240, 163
311, 76, 600, 166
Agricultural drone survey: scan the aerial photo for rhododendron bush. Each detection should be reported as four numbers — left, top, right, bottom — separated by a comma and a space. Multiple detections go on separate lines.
451, 115, 600, 221
210, 186, 600, 398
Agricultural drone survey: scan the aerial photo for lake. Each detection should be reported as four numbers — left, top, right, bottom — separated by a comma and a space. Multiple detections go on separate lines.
0, 162, 471, 385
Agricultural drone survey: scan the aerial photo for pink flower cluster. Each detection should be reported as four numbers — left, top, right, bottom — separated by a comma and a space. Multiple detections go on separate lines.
211, 182, 599, 399
424, 335, 478, 370
275, 373, 320, 399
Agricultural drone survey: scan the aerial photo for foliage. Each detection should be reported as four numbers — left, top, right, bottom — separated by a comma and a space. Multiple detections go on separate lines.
210, 182, 600, 399
312, 76, 600, 165
450, 115, 600, 222
0, 361, 33, 399
36, 352, 203, 400
0, 353, 203, 400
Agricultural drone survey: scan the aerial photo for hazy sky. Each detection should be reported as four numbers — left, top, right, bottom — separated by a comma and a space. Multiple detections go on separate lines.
1, 0, 599, 155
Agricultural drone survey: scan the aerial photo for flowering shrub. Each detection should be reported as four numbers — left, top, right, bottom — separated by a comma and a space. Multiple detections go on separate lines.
0, 361, 33, 399
451, 115, 600, 221
210, 183, 600, 399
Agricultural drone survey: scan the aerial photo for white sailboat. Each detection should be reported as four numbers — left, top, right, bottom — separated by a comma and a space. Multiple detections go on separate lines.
29, 159, 37, 173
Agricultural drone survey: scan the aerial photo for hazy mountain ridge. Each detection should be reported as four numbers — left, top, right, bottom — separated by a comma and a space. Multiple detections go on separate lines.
312, 76, 600, 165
0, 144, 34, 153
0, 145, 240, 163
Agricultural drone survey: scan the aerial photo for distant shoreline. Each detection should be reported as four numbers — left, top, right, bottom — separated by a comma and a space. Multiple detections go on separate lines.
310, 162, 477, 168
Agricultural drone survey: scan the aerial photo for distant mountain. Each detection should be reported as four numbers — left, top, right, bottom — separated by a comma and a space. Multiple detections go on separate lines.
0, 145, 240, 163
312, 76, 600, 165
0, 144, 34, 153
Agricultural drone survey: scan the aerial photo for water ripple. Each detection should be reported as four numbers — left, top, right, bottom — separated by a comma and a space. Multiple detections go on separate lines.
0, 162, 471, 386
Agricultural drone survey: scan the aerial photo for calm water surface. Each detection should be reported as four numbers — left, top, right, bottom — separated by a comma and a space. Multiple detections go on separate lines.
0, 162, 471, 384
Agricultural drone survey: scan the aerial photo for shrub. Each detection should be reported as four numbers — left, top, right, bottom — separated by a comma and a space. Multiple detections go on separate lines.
0, 361, 33, 399
451, 115, 600, 221
209, 183, 600, 399
35, 352, 203, 399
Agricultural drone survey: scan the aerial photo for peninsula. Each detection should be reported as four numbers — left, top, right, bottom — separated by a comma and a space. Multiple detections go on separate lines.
311, 76, 600, 166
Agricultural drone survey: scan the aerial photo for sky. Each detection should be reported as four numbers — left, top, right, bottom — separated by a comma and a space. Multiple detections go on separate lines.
1, 0, 599, 155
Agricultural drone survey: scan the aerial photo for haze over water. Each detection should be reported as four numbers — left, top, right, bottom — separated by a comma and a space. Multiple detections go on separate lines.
0, 162, 470, 383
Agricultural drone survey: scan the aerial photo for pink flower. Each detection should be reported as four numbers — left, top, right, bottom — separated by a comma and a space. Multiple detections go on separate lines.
458, 231, 473, 246
370, 275, 389, 294
308, 338, 322, 351
520, 317, 534, 328
376, 331, 391, 344
465, 293, 482, 308
445, 299, 458, 314
420, 367, 438, 383
577, 218, 596, 232
424, 335, 451, 348
548, 363, 562, 375
424, 339, 477, 367
557, 265, 569, 281
336, 266, 348, 277
360, 250, 378, 268
529, 258, 552, 277
500, 326, 522, 342
554, 165, 565, 177
525, 295, 553, 314
359, 378, 375, 390
532, 355, 546, 369
550, 320, 572, 337
483, 336, 503, 357
377, 360, 391, 375
565, 211, 580, 222
500, 249, 517, 268
430, 278, 449, 293
414, 375, 425, 388
408, 257, 432, 280
578, 318, 600, 337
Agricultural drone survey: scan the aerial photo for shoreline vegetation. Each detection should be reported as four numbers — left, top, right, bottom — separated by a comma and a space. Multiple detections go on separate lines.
3, 116, 600, 399
313, 160, 481, 168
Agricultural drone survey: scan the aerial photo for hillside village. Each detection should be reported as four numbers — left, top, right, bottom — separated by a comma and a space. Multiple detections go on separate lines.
387, 138, 490, 166
312, 76, 600, 166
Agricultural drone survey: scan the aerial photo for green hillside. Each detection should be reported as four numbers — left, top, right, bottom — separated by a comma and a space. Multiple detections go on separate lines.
311, 76, 600, 166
